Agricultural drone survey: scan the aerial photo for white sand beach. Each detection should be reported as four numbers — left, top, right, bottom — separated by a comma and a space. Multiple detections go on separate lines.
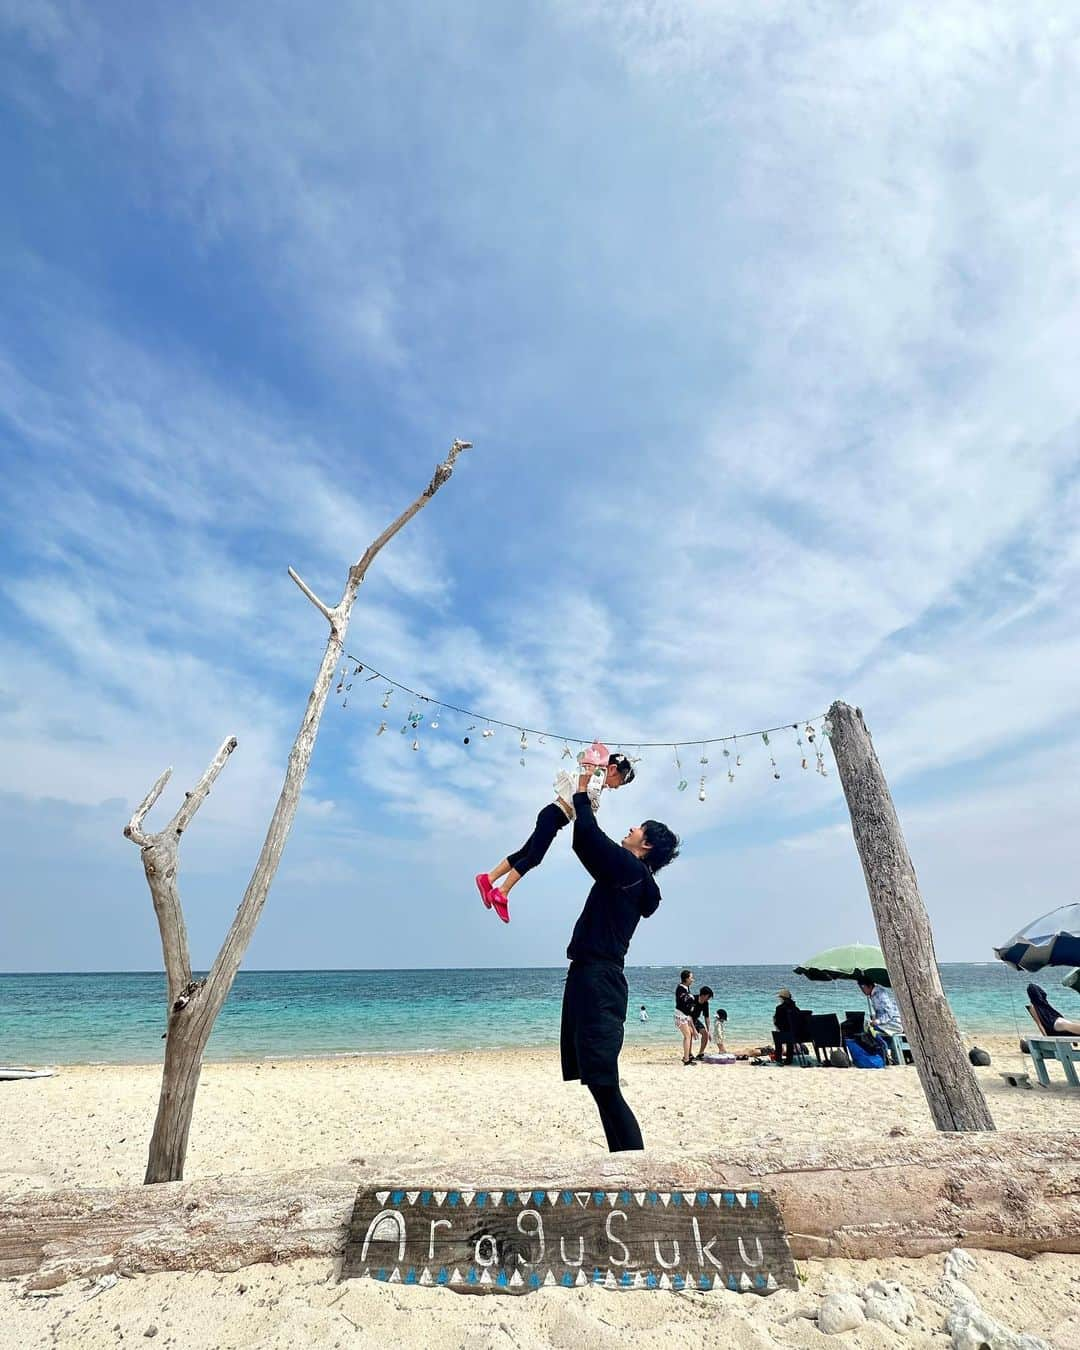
2, 1039, 1079, 1347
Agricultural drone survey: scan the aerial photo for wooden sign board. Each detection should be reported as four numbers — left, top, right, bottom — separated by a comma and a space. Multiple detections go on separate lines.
342, 1185, 797, 1295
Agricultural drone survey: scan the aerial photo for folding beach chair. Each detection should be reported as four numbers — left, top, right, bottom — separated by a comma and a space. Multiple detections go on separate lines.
1024, 1004, 1080, 1088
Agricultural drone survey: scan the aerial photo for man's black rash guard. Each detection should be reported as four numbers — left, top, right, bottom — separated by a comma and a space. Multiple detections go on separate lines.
565, 792, 661, 966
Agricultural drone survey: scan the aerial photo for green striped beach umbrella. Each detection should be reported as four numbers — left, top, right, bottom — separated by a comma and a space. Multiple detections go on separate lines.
793, 943, 890, 988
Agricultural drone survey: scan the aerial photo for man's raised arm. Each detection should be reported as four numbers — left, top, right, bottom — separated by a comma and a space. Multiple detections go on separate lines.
571, 780, 636, 885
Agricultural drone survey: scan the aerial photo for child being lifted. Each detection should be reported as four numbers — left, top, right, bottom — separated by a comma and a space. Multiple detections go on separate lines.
475, 742, 636, 924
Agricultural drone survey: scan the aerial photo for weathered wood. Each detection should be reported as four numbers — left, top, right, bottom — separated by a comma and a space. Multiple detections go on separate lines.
827, 701, 996, 1132
341, 1184, 796, 1295
4, 1133, 1078, 1289
123, 441, 471, 1184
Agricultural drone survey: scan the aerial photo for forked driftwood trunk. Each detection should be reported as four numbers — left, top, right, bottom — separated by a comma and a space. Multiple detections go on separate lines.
827, 701, 995, 1132
123, 441, 471, 1183
5, 1133, 1078, 1288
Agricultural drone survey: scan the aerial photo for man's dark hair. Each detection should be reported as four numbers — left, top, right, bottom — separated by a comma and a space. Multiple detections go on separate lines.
699, 985, 714, 1000
680, 969, 692, 983
608, 753, 635, 784
642, 820, 680, 873
856, 977, 875, 992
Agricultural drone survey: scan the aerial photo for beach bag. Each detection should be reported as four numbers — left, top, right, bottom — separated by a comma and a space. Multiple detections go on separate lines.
845, 1037, 885, 1069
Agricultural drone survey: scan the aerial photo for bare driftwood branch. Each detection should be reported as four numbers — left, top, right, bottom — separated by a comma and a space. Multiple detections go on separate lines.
827, 701, 995, 1132
287, 567, 334, 622
345, 438, 471, 602
124, 441, 470, 1183
6, 1132, 1078, 1288
124, 768, 173, 848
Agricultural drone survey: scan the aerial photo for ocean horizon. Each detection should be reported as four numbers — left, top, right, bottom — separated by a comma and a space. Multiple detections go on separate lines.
0, 963, 1044, 1065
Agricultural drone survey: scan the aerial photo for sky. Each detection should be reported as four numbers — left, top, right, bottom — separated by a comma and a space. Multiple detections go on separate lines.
2, 0, 1079, 973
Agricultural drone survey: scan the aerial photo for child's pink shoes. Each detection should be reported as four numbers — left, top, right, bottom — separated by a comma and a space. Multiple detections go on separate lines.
475, 873, 511, 923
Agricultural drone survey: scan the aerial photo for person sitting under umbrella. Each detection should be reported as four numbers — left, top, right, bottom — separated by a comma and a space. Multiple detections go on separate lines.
1028, 983, 1080, 1036
857, 976, 904, 1063
772, 987, 803, 1066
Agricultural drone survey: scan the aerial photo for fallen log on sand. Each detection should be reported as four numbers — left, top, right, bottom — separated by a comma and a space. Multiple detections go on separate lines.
3, 1131, 1078, 1289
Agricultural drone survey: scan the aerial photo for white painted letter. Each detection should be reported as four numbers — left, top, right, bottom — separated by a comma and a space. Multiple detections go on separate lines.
428, 1218, 451, 1259
691, 1217, 724, 1271
738, 1236, 764, 1267
605, 1210, 632, 1267
516, 1210, 545, 1264
360, 1210, 406, 1263
560, 1235, 585, 1267
475, 1234, 498, 1267
653, 1239, 680, 1269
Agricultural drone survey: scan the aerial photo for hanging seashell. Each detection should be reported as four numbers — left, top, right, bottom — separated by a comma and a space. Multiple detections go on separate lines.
482, 728, 495, 739
677, 779, 688, 792
698, 776, 706, 802
412, 739, 420, 751
431, 718, 440, 729
727, 769, 735, 783
376, 721, 387, 736
381, 690, 392, 709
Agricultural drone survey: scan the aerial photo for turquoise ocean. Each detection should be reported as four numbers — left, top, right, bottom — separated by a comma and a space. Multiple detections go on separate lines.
0, 965, 1038, 1065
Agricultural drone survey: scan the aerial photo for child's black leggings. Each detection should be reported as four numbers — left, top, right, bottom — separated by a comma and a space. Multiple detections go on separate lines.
506, 802, 569, 876
587, 1083, 644, 1152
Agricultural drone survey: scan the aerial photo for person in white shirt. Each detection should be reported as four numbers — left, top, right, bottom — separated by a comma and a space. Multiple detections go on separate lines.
475, 746, 636, 924
639, 1005, 649, 1022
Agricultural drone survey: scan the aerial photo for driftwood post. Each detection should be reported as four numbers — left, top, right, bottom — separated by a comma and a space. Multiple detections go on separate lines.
827, 701, 994, 1132
124, 440, 471, 1183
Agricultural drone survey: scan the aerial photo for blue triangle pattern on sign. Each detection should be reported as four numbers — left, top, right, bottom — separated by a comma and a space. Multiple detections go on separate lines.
749, 1192, 760, 1206
528, 1272, 540, 1289
436, 1268, 449, 1285
697, 1191, 709, 1207
391, 1190, 405, 1205
404, 1268, 417, 1284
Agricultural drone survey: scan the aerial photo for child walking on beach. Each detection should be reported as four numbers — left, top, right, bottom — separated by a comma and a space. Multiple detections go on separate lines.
475, 744, 636, 924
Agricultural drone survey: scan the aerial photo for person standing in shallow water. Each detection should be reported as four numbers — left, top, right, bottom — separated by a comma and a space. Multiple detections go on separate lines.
560, 768, 680, 1152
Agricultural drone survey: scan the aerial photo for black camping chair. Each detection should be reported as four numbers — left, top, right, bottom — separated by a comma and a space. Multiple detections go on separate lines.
841, 1009, 865, 1038
807, 1013, 843, 1065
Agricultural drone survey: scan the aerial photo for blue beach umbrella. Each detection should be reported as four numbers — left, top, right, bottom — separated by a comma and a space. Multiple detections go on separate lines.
994, 902, 1080, 973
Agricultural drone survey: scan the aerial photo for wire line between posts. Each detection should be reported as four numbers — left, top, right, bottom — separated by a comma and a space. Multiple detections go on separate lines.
331, 644, 830, 752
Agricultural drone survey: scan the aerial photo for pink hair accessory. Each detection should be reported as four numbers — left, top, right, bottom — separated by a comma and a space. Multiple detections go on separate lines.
580, 740, 610, 768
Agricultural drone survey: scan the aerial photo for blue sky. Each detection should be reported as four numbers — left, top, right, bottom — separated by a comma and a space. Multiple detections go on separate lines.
2, 1, 1079, 972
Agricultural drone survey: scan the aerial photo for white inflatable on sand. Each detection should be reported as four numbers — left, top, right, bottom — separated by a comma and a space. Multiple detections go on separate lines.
0, 1066, 58, 1080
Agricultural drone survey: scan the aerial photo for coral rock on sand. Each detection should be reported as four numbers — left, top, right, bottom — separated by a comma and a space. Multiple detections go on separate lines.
930, 1249, 1050, 1350
817, 1291, 866, 1334
861, 1278, 916, 1333
946, 1301, 1049, 1350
